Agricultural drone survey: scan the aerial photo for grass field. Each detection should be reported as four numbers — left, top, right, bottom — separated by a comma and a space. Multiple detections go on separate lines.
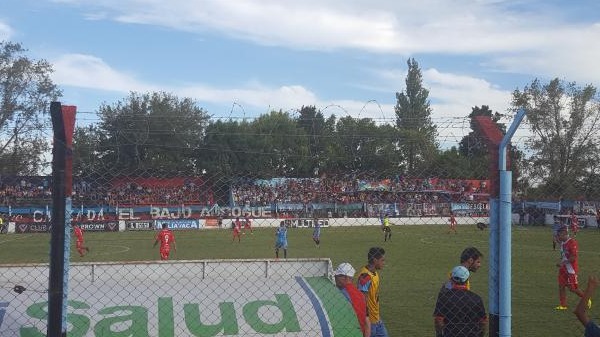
1, 224, 599, 336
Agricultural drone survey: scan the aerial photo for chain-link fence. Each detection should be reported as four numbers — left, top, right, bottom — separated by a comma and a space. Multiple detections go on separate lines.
1, 102, 600, 336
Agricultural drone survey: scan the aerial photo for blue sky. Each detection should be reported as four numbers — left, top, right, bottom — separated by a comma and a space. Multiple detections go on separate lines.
2, 0, 599, 128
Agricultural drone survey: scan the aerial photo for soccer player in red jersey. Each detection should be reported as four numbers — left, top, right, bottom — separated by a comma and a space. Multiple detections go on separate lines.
570, 210, 580, 237
555, 226, 591, 310
232, 220, 241, 242
244, 214, 253, 234
73, 224, 90, 257
154, 223, 176, 260
448, 211, 457, 234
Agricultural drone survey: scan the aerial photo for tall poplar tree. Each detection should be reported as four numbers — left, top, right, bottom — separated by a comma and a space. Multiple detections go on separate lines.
394, 58, 437, 175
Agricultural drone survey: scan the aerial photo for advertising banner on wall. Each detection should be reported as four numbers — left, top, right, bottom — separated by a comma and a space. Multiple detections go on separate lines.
155, 219, 201, 230
78, 222, 119, 232
284, 218, 330, 228
125, 220, 154, 231
14, 223, 51, 234
0, 260, 361, 337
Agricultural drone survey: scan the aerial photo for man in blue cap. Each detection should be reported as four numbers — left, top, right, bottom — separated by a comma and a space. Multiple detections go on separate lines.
434, 266, 488, 337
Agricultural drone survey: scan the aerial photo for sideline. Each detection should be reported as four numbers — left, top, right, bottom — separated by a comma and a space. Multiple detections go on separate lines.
91, 245, 131, 256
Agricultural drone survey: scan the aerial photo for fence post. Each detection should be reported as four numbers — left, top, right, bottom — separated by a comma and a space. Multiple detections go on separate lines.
47, 102, 66, 337
497, 108, 526, 337
48, 102, 76, 337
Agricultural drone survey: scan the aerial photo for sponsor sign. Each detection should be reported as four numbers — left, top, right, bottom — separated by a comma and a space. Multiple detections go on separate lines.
125, 221, 154, 231
451, 202, 489, 211
156, 219, 201, 230
15, 223, 51, 234
117, 206, 273, 220
0, 261, 360, 337
204, 217, 222, 227
79, 222, 119, 232
285, 218, 330, 228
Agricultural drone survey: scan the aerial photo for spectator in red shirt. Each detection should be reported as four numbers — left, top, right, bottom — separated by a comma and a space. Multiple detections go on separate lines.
334, 262, 370, 337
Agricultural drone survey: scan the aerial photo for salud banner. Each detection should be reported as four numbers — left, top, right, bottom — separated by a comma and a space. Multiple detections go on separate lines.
0, 260, 361, 336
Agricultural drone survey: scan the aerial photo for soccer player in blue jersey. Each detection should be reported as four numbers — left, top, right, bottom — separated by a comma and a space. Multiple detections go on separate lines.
312, 217, 321, 248
275, 221, 288, 259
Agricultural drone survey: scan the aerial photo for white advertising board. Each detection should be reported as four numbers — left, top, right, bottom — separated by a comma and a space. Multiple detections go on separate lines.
0, 260, 362, 337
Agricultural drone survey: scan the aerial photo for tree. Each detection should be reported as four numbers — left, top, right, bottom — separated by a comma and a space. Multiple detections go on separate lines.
512, 78, 600, 198
327, 116, 399, 174
0, 41, 62, 175
295, 105, 337, 176
199, 119, 246, 178
75, 92, 210, 177
425, 146, 486, 179
251, 110, 309, 177
395, 58, 437, 175
200, 111, 310, 178
459, 105, 504, 157
72, 125, 103, 177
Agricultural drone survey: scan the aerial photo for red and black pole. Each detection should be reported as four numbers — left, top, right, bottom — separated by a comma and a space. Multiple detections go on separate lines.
47, 102, 76, 337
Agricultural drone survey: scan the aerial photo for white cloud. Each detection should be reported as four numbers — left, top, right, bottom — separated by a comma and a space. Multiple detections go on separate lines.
424, 68, 513, 144
54, 0, 600, 85
178, 84, 318, 112
490, 23, 600, 84
52, 54, 157, 92
363, 65, 515, 143
51, 53, 323, 114
0, 20, 13, 40
65, 0, 527, 54
424, 68, 512, 117
50, 52, 401, 120
362, 66, 512, 116
51, 51, 512, 131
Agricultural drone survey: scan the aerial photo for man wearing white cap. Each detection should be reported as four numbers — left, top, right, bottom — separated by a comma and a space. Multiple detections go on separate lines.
434, 266, 488, 337
334, 262, 370, 337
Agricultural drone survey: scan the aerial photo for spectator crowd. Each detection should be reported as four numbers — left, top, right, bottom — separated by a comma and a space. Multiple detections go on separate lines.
231, 176, 490, 207
0, 176, 489, 211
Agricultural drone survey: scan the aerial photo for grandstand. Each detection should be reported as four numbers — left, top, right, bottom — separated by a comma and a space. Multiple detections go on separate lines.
2, 175, 491, 220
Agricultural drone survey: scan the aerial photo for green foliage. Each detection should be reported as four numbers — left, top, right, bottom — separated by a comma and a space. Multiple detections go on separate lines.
512, 78, 600, 198
425, 146, 488, 179
199, 109, 403, 178
459, 105, 503, 158
201, 111, 310, 178
252, 110, 310, 176
327, 117, 399, 174
72, 125, 103, 177
395, 58, 438, 175
0, 41, 61, 174
73, 92, 210, 177
296, 106, 332, 175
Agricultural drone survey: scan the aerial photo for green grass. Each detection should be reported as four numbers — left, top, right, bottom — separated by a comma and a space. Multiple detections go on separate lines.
2, 225, 599, 336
